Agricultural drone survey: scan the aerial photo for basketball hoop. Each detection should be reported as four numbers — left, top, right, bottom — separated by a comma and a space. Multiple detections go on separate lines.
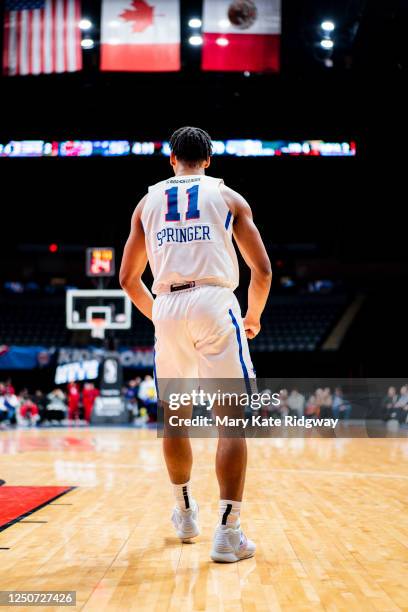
91, 318, 107, 339
65, 290, 132, 335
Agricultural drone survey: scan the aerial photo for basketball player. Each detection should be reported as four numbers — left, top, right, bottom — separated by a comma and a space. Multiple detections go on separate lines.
120, 127, 272, 562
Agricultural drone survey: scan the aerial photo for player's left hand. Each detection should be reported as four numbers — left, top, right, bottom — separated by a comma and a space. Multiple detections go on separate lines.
243, 316, 261, 339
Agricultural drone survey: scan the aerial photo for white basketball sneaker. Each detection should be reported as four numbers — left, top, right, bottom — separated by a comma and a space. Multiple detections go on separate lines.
211, 523, 256, 563
171, 500, 200, 542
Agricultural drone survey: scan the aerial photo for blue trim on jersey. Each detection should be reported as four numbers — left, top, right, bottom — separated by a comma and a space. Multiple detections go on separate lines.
225, 210, 232, 230
228, 309, 250, 384
153, 348, 159, 400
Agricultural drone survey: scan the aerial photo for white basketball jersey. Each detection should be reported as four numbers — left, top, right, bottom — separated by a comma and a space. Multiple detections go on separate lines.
141, 175, 239, 295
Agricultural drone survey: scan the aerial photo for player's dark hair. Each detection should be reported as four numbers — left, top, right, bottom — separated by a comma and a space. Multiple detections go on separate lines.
169, 127, 213, 163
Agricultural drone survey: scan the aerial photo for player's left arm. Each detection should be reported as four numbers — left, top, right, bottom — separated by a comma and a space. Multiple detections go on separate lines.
119, 195, 154, 321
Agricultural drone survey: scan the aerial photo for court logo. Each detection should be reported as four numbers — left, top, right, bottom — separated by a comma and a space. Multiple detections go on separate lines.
103, 359, 118, 385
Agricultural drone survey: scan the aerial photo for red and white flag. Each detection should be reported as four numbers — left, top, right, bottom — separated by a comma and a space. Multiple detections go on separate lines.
202, 0, 281, 72
101, 0, 180, 72
2, 0, 82, 76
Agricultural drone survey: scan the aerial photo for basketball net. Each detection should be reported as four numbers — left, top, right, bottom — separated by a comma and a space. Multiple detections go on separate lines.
91, 318, 106, 340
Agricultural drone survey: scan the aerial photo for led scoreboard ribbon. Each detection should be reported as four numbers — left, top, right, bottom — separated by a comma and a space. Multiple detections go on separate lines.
0, 140, 357, 158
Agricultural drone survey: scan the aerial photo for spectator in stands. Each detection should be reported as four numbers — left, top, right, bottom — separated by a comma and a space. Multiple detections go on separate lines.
5, 378, 15, 395
305, 394, 319, 418
34, 390, 47, 424
0, 389, 8, 429
320, 387, 333, 418
288, 388, 305, 417
332, 387, 352, 420
67, 382, 80, 423
82, 382, 99, 423
124, 377, 141, 421
314, 388, 324, 415
138, 375, 157, 422
4, 389, 19, 425
46, 388, 67, 424
127, 377, 141, 399
19, 398, 40, 426
259, 388, 277, 418
19, 388, 30, 401
381, 386, 398, 421
279, 389, 289, 417
395, 385, 408, 424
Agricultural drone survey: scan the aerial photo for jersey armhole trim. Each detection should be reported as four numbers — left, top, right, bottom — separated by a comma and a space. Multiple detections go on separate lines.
140, 193, 151, 227
218, 182, 235, 227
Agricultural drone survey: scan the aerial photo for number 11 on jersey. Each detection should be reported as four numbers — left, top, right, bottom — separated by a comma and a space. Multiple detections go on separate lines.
165, 185, 200, 222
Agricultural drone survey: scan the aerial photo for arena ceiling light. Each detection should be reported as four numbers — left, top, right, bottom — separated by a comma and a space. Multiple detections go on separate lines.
188, 18, 202, 28
320, 39, 334, 50
81, 39, 95, 50
216, 37, 229, 47
189, 35, 203, 46
79, 18, 92, 31
321, 20, 335, 33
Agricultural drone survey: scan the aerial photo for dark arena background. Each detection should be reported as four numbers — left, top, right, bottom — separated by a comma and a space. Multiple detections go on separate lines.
0, 1, 407, 610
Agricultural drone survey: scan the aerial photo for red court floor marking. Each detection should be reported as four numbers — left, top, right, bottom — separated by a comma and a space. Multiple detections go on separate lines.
0, 436, 94, 454
0, 486, 74, 532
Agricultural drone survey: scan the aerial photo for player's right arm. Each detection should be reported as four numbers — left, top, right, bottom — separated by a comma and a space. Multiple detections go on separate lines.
221, 185, 272, 339
119, 195, 154, 321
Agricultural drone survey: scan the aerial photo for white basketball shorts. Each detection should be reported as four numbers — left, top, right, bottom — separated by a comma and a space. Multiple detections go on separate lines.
152, 285, 255, 380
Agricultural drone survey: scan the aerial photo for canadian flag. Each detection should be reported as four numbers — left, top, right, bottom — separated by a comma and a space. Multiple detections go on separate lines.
202, 0, 281, 72
101, 0, 180, 72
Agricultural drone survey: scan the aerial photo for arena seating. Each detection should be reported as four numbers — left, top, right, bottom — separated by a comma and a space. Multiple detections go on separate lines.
0, 295, 69, 346
0, 293, 347, 352
249, 296, 347, 352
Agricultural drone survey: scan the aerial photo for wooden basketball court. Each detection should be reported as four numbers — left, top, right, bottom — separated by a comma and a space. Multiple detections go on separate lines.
0, 428, 407, 611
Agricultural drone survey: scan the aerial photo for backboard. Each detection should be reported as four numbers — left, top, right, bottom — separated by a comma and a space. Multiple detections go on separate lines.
66, 290, 132, 338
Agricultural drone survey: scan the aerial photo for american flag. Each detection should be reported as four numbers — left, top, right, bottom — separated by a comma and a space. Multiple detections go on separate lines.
3, 0, 82, 76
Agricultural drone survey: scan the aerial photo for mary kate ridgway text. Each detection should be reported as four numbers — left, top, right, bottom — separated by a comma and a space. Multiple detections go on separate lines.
167, 415, 340, 430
